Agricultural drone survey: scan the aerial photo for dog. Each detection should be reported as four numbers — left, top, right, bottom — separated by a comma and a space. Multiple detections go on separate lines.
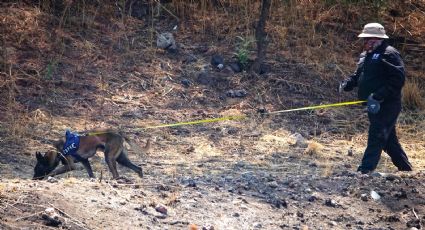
33, 130, 150, 180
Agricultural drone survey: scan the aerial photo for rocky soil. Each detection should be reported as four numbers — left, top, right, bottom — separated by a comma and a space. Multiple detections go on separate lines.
1, 1, 425, 230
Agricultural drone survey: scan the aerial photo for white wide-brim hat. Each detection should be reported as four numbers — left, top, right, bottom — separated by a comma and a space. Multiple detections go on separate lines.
358, 23, 389, 39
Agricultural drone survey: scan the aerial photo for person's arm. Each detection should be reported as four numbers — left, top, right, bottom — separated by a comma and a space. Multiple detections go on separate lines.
342, 53, 366, 91
373, 50, 405, 100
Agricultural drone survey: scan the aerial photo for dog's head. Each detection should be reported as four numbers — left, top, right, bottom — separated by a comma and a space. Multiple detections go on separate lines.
53, 139, 65, 152
33, 151, 60, 180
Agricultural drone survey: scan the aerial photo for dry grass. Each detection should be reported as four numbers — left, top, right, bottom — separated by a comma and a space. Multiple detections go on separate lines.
257, 130, 292, 154
169, 0, 425, 83
164, 191, 180, 207
321, 159, 335, 177
402, 78, 424, 110
0, 69, 32, 142
303, 141, 324, 156
62, 177, 78, 186
155, 2, 418, 112
1, 0, 424, 171
397, 109, 425, 168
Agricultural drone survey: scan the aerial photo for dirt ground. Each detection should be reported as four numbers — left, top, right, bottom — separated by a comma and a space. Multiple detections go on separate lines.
1, 103, 425, 230
1, 135, 425, 230
1, 2, 425, 230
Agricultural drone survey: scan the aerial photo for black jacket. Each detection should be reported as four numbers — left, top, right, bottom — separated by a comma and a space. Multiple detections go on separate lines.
343, 41, 405, 101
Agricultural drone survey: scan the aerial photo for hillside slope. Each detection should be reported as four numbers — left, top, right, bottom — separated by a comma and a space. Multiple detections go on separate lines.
1, 1, 425, 229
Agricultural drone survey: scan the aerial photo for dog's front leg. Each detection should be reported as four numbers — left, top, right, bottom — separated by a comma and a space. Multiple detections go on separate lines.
80, 159, 95, 178
48, 157, 76, 178
48, 164, 76, 177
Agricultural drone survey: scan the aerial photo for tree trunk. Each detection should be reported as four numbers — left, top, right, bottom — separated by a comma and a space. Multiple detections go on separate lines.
251, 0, 272, 74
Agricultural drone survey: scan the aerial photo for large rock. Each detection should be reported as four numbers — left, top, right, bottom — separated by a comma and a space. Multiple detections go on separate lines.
157, 32, 176, 50
289, 133, 307, 148
211, 55, 224, 69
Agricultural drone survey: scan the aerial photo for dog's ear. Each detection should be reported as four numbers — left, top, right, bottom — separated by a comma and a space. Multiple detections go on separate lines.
36, 152, 43, 161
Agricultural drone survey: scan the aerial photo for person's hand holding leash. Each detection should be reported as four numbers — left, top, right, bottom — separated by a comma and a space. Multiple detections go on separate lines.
367, 93, 383, 114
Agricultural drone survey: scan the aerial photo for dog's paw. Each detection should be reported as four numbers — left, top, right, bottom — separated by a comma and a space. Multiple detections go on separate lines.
47, 176, 59, 183
115, 176, 133, 184
138, 170, 144, 178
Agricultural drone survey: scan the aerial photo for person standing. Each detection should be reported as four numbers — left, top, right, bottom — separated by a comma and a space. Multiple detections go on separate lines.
339, 23, 413, 174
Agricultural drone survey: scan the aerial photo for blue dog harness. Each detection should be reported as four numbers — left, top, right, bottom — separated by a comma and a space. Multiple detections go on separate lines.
63, 130, 84, 161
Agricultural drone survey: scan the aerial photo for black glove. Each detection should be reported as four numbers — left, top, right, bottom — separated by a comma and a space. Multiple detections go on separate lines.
338, 81, 347, 93
367, 94, 383, 114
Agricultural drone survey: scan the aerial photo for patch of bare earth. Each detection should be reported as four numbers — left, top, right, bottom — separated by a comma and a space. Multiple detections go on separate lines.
1, 125, 425, 229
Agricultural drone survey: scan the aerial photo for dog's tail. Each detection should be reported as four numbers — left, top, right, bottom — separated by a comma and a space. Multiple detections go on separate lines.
121, 133, 151, 156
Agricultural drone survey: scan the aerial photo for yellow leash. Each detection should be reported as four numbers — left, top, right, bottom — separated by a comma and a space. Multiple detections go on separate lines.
86, 116, 246, 135
139, 100, 366, 130
267, 100, 366, 114
142, 115, 247, 129
86, 100, 365, 134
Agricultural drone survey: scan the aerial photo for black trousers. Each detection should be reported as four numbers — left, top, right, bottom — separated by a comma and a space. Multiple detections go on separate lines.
357, 100, 412, 173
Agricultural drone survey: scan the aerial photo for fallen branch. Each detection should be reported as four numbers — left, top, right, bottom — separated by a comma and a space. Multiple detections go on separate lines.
106, 181, 130, 201
47, 203, 91, 230
412, 208, 419, 219
166, 220, 190, 225
14, 201, 47, 209
3, 201, 24, 213
15, 211, 43, 221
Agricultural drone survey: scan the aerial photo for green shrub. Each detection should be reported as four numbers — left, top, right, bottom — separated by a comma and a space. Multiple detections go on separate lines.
234, 36, 254, 69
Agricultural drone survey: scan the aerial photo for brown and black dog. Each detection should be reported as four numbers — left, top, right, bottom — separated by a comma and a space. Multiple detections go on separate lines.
33, 131, 150, 180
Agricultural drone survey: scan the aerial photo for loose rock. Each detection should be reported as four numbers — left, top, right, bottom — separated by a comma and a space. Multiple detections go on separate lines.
155, 204, 168, 215
41, 207, 62, 227
157, 32, 176, 50
226, 89, 247, 98
211, 55, 224, 69
324, 199, 337, 207
46, 176, 58, 183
